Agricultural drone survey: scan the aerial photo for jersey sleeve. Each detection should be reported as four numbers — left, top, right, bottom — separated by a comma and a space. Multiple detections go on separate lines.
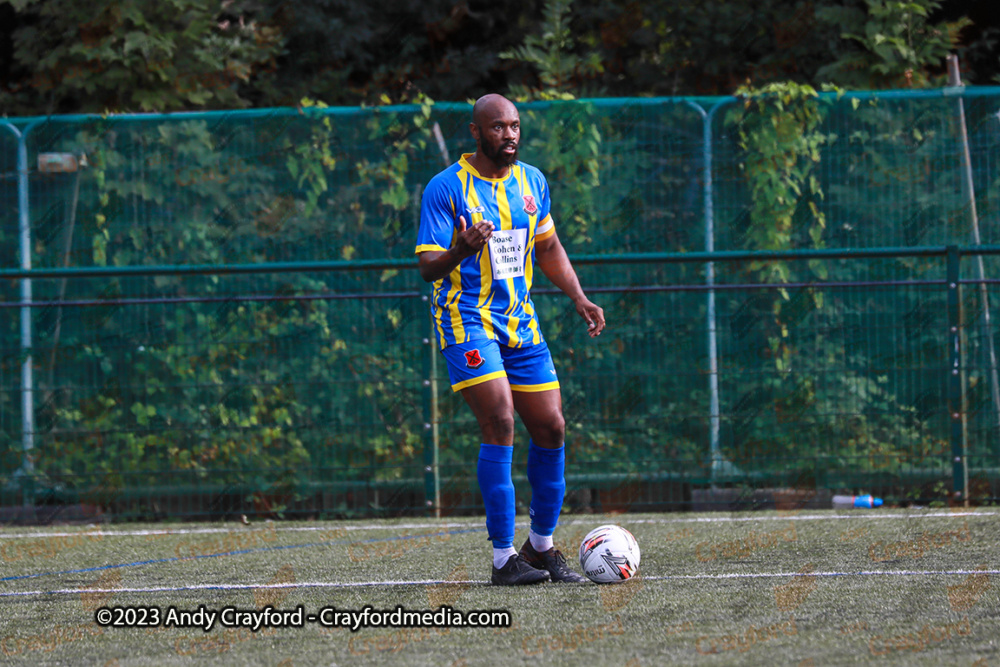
415, 174, 458, 254
533, 173, 555, 242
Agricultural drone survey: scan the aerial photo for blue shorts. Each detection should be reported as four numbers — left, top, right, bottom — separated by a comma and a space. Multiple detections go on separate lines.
442, 339, 560, 393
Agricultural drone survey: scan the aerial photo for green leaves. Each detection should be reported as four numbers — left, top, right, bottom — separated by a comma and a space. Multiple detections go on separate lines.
500, 0, 605, 248
815, 0, 970, 88
1, 0, 990, 114
500, 0, 602, 97
353, 90, 435, 249
266, 98, 337, 221
130, 402, 157, 427
2, 0, 282, 113
501, 0, 602, 102
733, 81, 831, 257
730, 81, 834, 377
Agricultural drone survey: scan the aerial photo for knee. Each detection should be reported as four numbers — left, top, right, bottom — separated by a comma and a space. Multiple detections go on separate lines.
535, 414, 565, 448
479, 411, 516, 446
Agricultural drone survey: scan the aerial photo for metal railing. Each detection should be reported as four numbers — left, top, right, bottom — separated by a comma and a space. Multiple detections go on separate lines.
2, 245, 998, 517
3, 88, 1000, 517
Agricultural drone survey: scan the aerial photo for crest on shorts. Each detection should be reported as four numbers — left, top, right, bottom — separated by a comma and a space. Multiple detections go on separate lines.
522, 195, 537, 215
464, 349, 484, 368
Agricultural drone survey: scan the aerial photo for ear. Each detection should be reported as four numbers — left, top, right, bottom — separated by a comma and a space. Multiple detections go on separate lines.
469, 122, 480, 143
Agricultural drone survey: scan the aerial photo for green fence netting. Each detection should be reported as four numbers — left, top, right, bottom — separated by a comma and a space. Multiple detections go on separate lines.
2, 89, 1000, 519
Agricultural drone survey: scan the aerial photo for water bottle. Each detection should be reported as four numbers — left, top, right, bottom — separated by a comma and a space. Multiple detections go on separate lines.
832, 494, 883, 509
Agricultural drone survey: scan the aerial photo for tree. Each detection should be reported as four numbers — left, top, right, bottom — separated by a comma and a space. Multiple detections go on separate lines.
0, 0, 282, 114
0, 0, 992, 115
815, 0, 971, 88
500, 0, 603, 246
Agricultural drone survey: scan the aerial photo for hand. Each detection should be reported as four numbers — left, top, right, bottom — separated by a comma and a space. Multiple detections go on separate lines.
575, 298, 605, 338
454, 215, 494, 258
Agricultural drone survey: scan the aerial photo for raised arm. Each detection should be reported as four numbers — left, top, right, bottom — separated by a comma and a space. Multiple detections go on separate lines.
418, 215, 495, 283
534, 231, 605, 337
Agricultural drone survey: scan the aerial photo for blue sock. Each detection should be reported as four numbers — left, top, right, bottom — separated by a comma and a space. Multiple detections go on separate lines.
527, 440, 565, 538
477, 443, 515, 549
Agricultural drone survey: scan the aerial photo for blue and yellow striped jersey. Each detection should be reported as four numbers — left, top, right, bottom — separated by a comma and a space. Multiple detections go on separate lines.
416, 154, 556, 350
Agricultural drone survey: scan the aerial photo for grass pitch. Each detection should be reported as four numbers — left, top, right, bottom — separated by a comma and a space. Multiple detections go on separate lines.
1, 509, 998, 665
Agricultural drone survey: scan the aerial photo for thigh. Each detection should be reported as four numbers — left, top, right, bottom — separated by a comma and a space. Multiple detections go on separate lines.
511, 387, 564, 448
461, 376, 516, 446
503, 342, 565, 448
443, 339, 516, 446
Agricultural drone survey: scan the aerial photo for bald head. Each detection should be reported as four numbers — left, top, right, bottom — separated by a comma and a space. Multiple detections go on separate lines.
472, 94, 517, 125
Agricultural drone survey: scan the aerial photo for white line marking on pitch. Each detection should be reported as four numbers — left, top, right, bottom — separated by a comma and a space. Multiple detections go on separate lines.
0, 522, 486, 539
4, 569, 999, 597
620, 511, 998, 524
0, 511, 993, 540
641, 569, 1000, 580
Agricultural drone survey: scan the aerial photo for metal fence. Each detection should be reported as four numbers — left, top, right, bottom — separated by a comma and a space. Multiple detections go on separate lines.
2, 89, 1000, 519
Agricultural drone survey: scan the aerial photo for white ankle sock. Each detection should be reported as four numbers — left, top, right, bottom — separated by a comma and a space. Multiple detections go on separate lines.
529, 530, 553, 552
493, 546, 517, 569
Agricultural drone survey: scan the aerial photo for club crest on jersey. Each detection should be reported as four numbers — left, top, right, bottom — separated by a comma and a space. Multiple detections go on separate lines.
522, 195, 537, 215
464, 349, 484, 368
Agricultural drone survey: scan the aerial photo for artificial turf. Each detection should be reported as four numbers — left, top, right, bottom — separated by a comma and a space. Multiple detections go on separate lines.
1, 509, 998, 665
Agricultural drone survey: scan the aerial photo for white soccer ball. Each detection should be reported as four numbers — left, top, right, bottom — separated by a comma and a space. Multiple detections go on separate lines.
579, 524, 640, 584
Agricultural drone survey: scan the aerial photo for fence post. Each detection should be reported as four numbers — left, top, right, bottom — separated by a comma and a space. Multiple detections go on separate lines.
421, 294, 440, 517
946, 59, 1000, 464
684, 99, 734, 486
1, 120, 41, 507
681, 100, 721, 485
946, 245, 969, 505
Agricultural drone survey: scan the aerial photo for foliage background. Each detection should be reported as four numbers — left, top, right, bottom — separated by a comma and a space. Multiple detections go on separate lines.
1, 0, 997, 114
1, 0, 999, 514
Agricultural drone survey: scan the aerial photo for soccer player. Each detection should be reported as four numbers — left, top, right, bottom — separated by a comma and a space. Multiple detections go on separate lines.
415, 94, 605, 585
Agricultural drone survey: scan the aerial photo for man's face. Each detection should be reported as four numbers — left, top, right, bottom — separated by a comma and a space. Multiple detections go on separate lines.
476, 108, 520, 167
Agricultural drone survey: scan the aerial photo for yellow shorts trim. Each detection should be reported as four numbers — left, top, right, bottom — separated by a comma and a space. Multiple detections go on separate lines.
509, 381, 560, 393
451, 370, 507, 392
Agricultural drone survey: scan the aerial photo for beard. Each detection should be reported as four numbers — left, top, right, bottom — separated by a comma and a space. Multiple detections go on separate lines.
482, 138, 519, 167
